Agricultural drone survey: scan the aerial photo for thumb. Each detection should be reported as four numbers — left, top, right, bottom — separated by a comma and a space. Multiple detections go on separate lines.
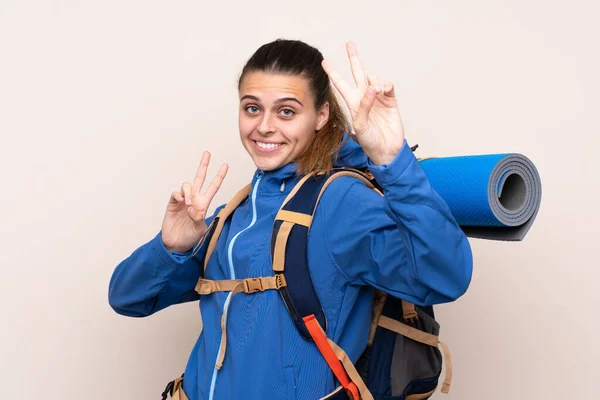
353, 86, 377, 134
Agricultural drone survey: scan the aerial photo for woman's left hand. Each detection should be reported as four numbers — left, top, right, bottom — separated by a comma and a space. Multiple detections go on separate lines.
322, 41, 406, 165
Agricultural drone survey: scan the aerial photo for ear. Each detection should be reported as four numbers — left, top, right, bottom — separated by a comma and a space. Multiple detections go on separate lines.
316, 102, 330, 131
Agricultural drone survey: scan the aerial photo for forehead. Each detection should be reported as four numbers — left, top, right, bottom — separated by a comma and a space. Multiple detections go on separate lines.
239, 72, 312, 101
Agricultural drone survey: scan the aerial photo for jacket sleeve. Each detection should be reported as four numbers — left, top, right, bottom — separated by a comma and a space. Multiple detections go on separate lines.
108, 205, 225, 317
319, 139, 473, 306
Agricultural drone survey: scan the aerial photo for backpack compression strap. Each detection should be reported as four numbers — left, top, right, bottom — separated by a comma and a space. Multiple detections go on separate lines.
303, 315, 374, 400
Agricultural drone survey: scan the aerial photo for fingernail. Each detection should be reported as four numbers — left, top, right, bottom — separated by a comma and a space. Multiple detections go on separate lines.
186, 198, 191, 205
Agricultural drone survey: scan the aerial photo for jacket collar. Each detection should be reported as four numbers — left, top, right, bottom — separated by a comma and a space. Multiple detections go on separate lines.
249, 163, 298, 195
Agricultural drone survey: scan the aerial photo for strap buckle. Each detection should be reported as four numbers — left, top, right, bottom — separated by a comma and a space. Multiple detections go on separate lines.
196, 279, 217, 295
401, 301, 419, 325
275, 274, 287, 289
404, 314, 418, 325
243, 278, 264, 293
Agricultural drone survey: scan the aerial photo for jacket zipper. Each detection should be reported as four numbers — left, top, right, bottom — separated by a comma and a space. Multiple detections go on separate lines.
208, 170, 263, 400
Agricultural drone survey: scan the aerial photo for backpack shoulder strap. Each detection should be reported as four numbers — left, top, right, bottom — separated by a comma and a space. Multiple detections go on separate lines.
190, 184, 251, 276
270, 168, 376, 340
271, 167, 378, 399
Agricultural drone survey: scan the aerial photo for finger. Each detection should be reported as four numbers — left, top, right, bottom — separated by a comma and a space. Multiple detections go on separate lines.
353, 86, 377, 133
346, 41, 367, 89
187, 205, 204, 222
169, 191, 184, 205
192, 151, 210, 195
322, 59, 353, 105
198, 163, 229, 209
181, 182, 193, 206
382, 81, 396, 98
367, 73, 382, 93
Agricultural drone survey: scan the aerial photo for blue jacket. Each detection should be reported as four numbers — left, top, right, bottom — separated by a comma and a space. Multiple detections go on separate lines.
108, 137, 473, 400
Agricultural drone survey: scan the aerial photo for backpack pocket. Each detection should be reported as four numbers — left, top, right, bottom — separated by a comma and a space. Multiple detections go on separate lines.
388, 307, 443, 399
360, 297, 450, 400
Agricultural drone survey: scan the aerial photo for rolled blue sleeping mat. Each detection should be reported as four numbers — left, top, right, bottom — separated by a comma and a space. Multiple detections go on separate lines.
418, 153, 542, 241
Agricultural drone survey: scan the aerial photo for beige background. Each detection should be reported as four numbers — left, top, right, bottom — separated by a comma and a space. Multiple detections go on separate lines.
1, 0, 598, 398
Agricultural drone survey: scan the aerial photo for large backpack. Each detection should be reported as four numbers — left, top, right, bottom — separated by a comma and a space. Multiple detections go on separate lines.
164, 159, 453, 400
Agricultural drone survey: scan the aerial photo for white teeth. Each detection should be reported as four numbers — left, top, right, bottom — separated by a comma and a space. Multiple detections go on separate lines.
257, 141, 282, 149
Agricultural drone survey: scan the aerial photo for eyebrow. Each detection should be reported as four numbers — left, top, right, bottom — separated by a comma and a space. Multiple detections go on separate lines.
240, 95, 304, 107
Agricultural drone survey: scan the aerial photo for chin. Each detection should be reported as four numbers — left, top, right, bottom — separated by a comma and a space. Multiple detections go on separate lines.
254, 158, 284, 171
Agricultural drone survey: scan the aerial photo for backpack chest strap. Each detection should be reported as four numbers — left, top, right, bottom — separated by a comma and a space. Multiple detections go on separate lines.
195, 276, 287, 295
194, 275, 287, 371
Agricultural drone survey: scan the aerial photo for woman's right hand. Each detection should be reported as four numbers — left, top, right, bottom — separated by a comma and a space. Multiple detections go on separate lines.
161, 151, 228, 253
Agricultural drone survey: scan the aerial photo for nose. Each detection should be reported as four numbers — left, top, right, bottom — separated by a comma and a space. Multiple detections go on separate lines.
256, 112, 276, 136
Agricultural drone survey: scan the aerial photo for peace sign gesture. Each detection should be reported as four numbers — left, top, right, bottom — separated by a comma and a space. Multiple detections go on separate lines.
322, 42, 406, 166
161, 151, 228, 253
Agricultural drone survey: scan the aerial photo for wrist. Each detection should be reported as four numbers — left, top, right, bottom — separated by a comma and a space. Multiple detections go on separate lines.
366, 140, 405, 166
369, 150, 399, 166
164, 243, 193, 254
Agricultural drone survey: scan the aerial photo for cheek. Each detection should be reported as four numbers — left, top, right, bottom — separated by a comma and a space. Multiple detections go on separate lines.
238, 115, 254, 136
285, 119, 316, 144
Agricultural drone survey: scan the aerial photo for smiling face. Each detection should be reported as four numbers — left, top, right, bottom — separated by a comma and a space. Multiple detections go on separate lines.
238, 72, 329, 171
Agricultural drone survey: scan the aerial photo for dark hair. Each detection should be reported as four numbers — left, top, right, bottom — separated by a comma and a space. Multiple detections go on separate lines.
238, 39, 351, 175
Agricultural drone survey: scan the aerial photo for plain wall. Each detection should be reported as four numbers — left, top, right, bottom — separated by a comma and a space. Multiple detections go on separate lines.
1, 0, 598, 398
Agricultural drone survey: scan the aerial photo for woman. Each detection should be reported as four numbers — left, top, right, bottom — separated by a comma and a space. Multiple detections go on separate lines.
108, 39, 473, 400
